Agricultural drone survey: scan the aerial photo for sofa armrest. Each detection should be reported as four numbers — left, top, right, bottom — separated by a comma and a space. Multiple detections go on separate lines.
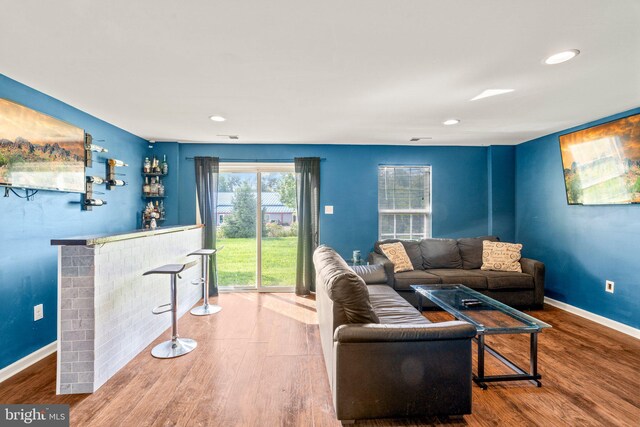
368, 252, 395, 287
520, 257, 545, 308
334, 321, 476, 343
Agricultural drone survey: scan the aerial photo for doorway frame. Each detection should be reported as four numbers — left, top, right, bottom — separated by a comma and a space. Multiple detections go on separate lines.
217, 162, 296, 293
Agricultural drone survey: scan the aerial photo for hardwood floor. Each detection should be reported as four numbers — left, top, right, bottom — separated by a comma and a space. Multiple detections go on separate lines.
1, 293, 638, 426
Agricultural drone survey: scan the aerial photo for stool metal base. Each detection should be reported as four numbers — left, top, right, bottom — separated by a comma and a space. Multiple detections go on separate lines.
151, 338, 197, 359
190, 304, 222, 316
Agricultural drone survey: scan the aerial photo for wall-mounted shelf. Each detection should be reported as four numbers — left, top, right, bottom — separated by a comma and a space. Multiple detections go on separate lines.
141, 155, 168, 228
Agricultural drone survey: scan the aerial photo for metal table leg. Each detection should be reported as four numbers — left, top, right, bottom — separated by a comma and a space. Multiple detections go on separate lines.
472, 332, 542, 389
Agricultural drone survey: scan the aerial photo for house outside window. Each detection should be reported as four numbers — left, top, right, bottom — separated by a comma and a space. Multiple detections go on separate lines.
378, 166, 431, 240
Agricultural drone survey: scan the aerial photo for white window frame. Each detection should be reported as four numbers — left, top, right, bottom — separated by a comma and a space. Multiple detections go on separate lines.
378, 165, 432, 240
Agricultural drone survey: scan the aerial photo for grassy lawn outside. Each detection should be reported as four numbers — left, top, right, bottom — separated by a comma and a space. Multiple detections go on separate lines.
216, 236, 297, 287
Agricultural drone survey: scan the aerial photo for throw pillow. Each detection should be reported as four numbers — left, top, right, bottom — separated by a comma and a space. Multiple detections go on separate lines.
458, 236, 500, 269
374, 239, 422, 270
379, 242, 414, 273
481, 241, 523, 272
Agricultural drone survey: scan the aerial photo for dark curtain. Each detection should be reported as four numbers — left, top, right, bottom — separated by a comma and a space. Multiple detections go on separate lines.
194, 156, 220, 296
295, 157, 320, 295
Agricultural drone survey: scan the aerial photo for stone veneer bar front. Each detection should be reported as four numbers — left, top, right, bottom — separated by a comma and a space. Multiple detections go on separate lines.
52, 225, 204, 394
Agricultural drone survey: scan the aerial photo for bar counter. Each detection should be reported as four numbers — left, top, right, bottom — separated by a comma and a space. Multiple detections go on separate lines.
51, 225, 204, 394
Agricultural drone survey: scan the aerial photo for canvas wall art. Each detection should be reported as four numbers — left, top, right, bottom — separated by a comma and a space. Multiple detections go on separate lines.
559, 113, 640, 205
0, 98, 85, 193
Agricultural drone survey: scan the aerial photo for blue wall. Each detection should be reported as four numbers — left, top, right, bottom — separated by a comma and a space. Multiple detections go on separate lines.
515, 107, 640, 329
157, 142, 511, 258
488, 146, 515, 242
0, 75, 147, 370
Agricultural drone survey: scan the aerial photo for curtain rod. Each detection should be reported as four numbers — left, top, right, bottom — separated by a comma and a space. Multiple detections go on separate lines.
184, 157, 325, 162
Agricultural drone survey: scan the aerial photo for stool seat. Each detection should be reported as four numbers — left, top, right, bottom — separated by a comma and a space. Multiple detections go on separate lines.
144, 261, 197, 276
144, 264, 186, 275
188, 249, 217, 256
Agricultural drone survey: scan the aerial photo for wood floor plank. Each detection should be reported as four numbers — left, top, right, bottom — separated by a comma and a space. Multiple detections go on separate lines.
1, 294, 638, 426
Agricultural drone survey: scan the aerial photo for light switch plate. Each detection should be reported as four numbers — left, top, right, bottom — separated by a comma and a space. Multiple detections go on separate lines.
605, 280, 614, 293
325, 205, 334, 214
34, 304, 44, 321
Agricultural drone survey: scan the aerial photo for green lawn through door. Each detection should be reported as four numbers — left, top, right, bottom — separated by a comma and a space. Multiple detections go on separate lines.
216, 236, 297, 287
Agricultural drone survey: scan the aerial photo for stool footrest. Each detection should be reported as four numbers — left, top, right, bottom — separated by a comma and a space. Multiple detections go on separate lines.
152, 303, 173, 315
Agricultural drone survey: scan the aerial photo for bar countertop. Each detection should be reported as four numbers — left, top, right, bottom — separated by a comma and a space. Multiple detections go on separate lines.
51, 224, 203, 246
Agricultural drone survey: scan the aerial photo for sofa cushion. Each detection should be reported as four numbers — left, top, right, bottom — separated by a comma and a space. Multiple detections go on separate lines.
314, 246, 379, 324
351, 264, 387, 285
393, 270, 441, 290
368, 285, 430, 324
475, 270, 534, 290
379, 242, 414, 273
425, 269, 488, 290
375, 239, 423, 270
482, 241, 523, 272
420, 238, 463, 269
457, 236, 500, 269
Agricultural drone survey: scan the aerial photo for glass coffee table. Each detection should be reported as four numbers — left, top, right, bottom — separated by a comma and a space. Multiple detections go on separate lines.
411, 284, 551, 389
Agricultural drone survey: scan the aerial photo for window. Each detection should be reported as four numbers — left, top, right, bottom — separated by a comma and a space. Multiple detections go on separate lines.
378, 166, 431, 240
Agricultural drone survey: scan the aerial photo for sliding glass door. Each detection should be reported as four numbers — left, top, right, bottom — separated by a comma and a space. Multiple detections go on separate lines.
216, 164, 296, 291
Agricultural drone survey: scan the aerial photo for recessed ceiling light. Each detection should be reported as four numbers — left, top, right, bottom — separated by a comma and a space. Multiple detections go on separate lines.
443, 119, 460, 126
470, 89, 514, 101
209, 115, 226, 122
544, 49, 580, 65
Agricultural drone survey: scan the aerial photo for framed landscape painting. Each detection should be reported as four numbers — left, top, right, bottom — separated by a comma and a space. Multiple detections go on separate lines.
559, 113, 640, 205
0, 98, 85, 192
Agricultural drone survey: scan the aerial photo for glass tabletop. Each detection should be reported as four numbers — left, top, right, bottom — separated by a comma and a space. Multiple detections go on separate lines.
411, 284, 551, 334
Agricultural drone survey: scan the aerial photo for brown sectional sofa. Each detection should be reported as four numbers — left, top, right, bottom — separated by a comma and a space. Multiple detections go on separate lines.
314, 245, 477, 424
369, 236, 545, 309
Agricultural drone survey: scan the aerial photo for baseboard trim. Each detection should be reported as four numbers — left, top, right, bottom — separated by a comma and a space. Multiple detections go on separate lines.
0, 341, 57, 384
545, 297, 639, 339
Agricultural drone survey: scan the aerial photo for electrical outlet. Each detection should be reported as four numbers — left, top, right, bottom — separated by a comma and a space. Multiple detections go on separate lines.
34, 304, 43, 321
324, 205, 334, 214
605, 280, 615, 294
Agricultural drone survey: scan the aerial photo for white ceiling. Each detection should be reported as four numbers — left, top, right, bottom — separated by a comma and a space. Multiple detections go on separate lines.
1, 0, 639, 146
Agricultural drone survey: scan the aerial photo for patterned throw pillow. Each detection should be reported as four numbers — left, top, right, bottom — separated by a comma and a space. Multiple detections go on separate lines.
379, 242, 414, 273
481, 241, 523, 272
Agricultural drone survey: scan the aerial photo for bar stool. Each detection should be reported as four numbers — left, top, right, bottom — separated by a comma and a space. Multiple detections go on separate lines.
144, 263, 198, 359
188, 248, 222, 316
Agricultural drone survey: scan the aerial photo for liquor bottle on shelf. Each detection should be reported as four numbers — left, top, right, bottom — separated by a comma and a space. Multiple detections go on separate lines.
143, 177, 150, 195
161, 155, 168, 175
159, 200, 165, 218
86, 176, 105, 184
84, 199, 107, 206
143, 157, 151, 173
107, 179, 126, 187
152, 156, 160, 173
150, 177, 158, 195
89, 144, 108, 153
158, 179, 165, 197
108, 159, 128, 167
